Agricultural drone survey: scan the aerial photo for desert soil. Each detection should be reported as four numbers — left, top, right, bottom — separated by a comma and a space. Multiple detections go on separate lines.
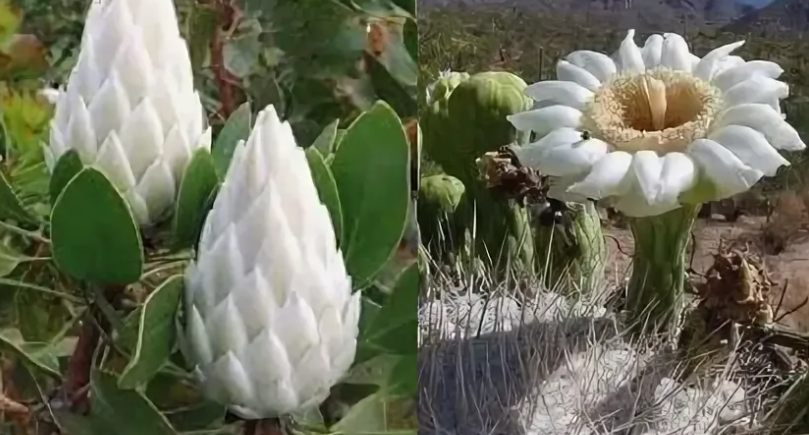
604, 213, 809, 334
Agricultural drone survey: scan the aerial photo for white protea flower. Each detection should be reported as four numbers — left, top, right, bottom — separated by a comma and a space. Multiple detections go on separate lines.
509, 29, 805, 217
182, 105, 361, 419
46, 0, 211, 226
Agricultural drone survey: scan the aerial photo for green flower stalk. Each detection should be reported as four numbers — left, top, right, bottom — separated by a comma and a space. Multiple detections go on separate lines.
509, 29, 804, 335
422, 70, 534, 273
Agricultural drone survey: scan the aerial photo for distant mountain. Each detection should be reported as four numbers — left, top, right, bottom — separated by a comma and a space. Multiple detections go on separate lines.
421, 0, 759, 30
721, 0, 809, 34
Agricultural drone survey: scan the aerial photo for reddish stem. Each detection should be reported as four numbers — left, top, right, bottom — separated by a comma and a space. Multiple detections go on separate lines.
206, 0, 239, 120
63, 316, 99, 412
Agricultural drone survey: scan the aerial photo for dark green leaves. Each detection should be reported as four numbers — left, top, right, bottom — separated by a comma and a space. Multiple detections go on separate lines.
212, 102, 252, 179
118, 276, 184, 389
172, 149, 219, 250
306, 148, 344, 245
330, 102, 410, 287
50, 168, 143, 285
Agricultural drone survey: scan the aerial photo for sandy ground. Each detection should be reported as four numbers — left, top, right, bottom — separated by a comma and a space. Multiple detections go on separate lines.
604, 215, 809, 334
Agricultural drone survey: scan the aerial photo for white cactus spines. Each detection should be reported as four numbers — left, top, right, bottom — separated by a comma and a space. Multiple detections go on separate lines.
46, 0, 211, 226
182, 105, 361, 419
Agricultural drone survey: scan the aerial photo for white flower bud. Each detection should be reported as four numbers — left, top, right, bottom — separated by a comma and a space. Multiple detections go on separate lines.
46, 0, 211, 226
182, 105, 361, 419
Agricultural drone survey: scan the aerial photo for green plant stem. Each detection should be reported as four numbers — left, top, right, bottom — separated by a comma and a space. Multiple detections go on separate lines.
0, 220, 49, 243
534, 201, 605, 294
625, 204, 700, 338
0, 278, 81, 302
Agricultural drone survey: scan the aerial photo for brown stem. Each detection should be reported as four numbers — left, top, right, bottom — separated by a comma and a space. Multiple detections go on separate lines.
206, 0, 239, 120
63, 315, 99, 413
243, 418, 284, 435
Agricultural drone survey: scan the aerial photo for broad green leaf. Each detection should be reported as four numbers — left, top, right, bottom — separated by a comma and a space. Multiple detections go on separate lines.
0, 1, 21, 46
310, 118, 340, 155
366, 53, 417, 119
387, 353, 416, 397
50, 168, 143, 285
0, 241, 20, 277
172, 149, 219, 249
90, 370, 176, 435
52, 409, 101, 435
0, 168, 35, 223
223, 33, 261, 78
48, 149, 83, 205
165, 401, 226, 432
186, 3, 219, 71
0, 328, 60, 377
118, 276, 183, 389
330, 102, 410, 286
331, 392, 415, 434
212, 102, 251, 179
305, 147, 343, 246
360, 264, 418, 357
403, 18, 417, 63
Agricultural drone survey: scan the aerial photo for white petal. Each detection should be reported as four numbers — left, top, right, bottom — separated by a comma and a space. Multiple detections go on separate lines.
618, 29, 645, 73
507, 105, 582, 137
693, 40, 745, 81
541, 137, 610, 177
557, 60, 601, 91
660, 33, 692, 71
94, 132, 137, 192
657, 152, 697, 205
523, 80, 594, 110
713, 103, 805, 151
568, 151, 633, 199
65, 93, 98, 163
566, 50, 616, 82
613, 191, 681, 218
87, 74, 130, 144
712, 61, 783, 91
631, 151, 665, 206
641, 34, 663, 69
135, 160, 177, 223
715, 56, 745, 76
512, 128, 582, 169
546, 175, 589, 203
688, 138, 763, 198
708, 125, 789, 176
722, 76, 789, 110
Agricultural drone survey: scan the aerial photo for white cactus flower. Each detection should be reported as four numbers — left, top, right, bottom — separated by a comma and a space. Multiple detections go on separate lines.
509, 29, 805, 217
46, 0, 211, 226
182, 105, 361, 419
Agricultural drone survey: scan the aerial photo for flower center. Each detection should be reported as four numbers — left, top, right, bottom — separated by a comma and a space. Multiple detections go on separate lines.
584, 68, 722, 153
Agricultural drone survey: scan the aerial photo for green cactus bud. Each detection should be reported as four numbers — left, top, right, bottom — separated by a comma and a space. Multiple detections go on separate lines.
418, 174, 465, 261
420, 71, 535, 272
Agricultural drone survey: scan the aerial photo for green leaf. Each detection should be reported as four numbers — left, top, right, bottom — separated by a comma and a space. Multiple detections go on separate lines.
0, 2, 21, 46
0, 241, 21, 277
48, 149, 83, 205
403, 18, 417, 63
0, 169, 35, 223
366, 54, 417, 119
186, 3, 219, 72
118, 276, 183, 389
360, 264, 418, 356
50, 168, 143, 285
212, 102, 252, 179
172, 149, 219, 249
330, 101, 410, 286
331, 392, 415, 434
89, 370, 177, 435
387, 353, 416, 397
310, 118, 340, 155
165, 401, 226, 432
0, 328, 60, 377
223, 33, 261, 78
305, 147, 343, 246
52, 409, 101, 435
